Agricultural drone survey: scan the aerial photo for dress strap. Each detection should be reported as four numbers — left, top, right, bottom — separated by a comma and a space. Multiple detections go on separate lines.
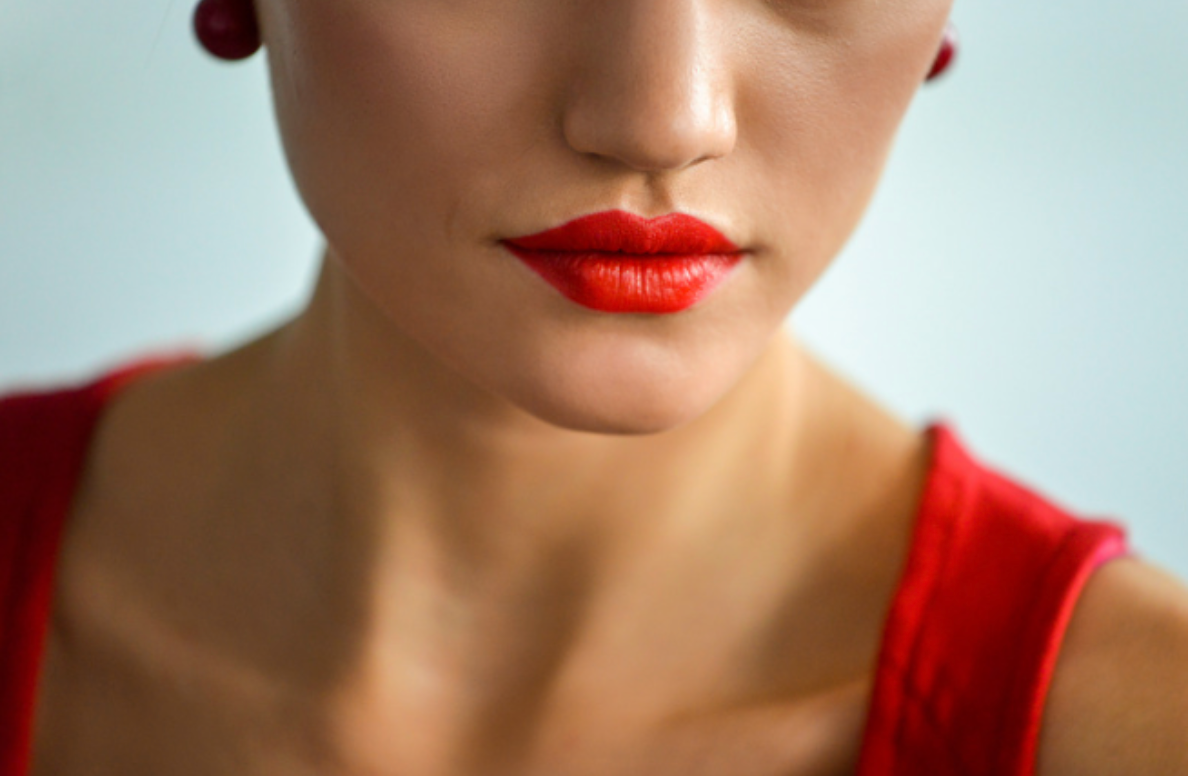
0, 356, 195, 776
856, 426, 1127, 776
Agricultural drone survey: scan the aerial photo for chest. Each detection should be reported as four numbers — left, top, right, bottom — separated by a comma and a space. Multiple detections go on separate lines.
31, 631, 869, 776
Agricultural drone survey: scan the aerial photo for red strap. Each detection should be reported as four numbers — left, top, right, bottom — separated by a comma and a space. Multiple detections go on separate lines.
0, 356, 195, 776
857, 426, 1127, 775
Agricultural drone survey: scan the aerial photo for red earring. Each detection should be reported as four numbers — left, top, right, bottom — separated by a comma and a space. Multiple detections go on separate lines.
926, 23, 958, 82
194, 0, 262, 61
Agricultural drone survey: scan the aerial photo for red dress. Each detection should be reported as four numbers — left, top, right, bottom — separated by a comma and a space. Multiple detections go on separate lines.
0, 362, 1128, 776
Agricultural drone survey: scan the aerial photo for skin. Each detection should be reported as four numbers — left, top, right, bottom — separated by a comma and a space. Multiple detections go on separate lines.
28, 0, 1188, 773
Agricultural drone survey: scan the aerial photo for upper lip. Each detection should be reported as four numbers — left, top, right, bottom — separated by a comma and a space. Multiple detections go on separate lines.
503, 210, 740, 255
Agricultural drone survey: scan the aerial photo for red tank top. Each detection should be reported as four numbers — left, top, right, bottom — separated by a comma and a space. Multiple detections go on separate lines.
0, 362, 1128, 775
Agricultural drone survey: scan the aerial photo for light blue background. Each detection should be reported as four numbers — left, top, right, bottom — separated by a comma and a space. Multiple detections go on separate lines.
3, 2, 1186, 575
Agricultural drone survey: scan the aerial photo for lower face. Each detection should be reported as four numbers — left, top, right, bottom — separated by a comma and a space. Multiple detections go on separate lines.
258, 0, 952, 434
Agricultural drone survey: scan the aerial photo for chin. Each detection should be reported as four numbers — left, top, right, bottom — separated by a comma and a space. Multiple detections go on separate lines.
519, 393, 708, 437
490, 343, 741, 437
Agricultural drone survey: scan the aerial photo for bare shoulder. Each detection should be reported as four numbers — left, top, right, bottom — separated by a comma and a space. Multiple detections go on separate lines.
1038, 556, 1188, 775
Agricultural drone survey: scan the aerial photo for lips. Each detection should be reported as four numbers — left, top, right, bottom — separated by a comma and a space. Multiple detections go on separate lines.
502, 210, 743, 314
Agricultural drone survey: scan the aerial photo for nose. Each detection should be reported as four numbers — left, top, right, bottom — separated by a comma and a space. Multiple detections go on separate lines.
561, 1, 738, 174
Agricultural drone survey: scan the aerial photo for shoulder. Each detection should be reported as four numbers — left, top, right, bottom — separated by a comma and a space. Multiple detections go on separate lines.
1038, 556, 1188, 775
0, 355, 201, 502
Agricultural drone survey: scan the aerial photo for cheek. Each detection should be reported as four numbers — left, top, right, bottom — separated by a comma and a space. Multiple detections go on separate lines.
262, 1, 545, 263
736, 4, 949, 295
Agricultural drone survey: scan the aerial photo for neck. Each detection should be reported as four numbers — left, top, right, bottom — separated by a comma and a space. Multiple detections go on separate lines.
207, 257, 830, 762
59, 257, 925, 773
261, 256, 809, 574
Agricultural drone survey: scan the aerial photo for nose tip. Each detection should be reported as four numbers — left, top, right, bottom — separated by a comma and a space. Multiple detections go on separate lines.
560, 8, 737, 174
563, 86, 737, 173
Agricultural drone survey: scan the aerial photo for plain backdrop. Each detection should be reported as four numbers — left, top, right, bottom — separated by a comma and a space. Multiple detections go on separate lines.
2, 1, 1187, 575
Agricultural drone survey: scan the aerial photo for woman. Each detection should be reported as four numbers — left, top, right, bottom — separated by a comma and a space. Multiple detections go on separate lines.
3, 0, 1187, 773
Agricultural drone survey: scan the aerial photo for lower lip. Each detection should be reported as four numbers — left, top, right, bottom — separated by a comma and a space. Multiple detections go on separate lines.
503, 247, 743, 314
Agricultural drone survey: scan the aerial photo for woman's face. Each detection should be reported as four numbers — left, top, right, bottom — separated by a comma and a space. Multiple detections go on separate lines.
257, 0, 952, 434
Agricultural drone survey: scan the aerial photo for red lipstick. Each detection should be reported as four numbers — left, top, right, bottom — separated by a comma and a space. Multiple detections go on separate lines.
502, 211, 743, 314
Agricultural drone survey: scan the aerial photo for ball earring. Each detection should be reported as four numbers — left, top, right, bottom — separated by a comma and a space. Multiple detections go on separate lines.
926, 23, 958, 82
194, 0, 262, 61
